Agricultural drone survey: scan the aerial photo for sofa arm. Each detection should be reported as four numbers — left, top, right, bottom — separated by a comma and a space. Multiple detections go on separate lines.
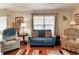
52, 37, 56, 45
0, 39, 4, 43
16, 36, 20, 40
28, 36, 32, 42
0, 39, 6, 44
28, 33, 32, 41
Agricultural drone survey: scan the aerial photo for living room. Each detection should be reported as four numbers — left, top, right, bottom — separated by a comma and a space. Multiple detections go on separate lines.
0, 3, 79, 55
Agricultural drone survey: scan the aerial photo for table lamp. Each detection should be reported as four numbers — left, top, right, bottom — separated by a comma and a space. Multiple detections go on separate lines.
21, 22, 27, 34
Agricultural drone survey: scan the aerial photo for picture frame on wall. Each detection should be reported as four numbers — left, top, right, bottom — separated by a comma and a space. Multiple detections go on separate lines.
74, 13, 79, 25
15, 17, 24, 27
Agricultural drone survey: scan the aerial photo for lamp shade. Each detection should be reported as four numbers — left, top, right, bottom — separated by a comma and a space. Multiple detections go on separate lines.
21, 23, 27, 27
70, 20, 76, 25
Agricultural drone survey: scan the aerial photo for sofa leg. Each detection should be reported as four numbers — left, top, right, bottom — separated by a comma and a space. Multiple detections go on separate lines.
53, 45, 55, 47
53, 46, 54, 47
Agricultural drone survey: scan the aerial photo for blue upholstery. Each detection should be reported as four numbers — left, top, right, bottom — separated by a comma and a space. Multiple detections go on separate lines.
33, 30, 51, 37
3, 28, 16, 41
33, 30, 45, 37
28, 30, 56, 47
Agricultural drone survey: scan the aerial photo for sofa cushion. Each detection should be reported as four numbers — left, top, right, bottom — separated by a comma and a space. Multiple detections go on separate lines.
32, 31, 38, 38
4, 40, 17, 46
32, 30, 52, 37
42, 38, 52, 42
32, 38, 43, 40
38, 30, 45, 37
3, 28, 16, 41
31, 38, 43, 43
3, 36, 16, 41
3, 28, 16, 37
62, 40, 75, 48
65, 35, 75, 40
45, 31, 52, 38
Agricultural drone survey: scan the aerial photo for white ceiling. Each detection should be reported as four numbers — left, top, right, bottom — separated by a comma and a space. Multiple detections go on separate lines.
0, 3, 79, 12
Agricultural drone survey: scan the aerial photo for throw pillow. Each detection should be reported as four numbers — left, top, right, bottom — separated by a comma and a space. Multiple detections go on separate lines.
45, 31, 52, 38
32, 31, 38, 38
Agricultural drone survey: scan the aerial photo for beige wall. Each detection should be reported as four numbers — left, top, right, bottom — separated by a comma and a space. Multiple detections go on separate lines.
0, 9, 74, 36
70, 7, 79, 29
56, 10, 73, 36
9, 12, 32, 34
73, 7, 79, 14
0, 10, 32, 35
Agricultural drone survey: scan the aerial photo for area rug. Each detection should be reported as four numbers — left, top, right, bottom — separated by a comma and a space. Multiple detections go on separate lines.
48, 50, 61, 55
16, 49, 26, 55
60, 49, 70, 55
32, 50, 39, 55
31, 49, 70, 55
31, 49, 61, 55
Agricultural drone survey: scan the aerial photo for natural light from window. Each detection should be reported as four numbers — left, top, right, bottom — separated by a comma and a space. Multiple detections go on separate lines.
0, 16, 7, 34
33, 15, 55, 35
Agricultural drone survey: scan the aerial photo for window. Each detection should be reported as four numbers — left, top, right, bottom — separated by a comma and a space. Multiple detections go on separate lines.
0, 16, 7, 34
33, 16, 44, 30
33, 15, 55, 35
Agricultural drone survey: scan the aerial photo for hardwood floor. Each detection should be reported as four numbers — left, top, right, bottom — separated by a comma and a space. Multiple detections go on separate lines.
4, 43, 79, 55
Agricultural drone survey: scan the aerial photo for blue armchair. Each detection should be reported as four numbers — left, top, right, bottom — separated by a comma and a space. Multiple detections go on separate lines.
28, 30, 56, 47
0, 28, 20, 53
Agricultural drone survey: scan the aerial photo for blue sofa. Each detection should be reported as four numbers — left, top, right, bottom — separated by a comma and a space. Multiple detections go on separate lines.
28, 30, 56, 47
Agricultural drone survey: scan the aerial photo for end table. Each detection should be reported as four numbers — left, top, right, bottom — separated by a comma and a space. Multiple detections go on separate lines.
19, 33, 28, 44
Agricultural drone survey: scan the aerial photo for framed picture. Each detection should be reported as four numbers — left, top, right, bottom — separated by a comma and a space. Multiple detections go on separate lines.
15, 17, 24, 27
74, 13, 79, 25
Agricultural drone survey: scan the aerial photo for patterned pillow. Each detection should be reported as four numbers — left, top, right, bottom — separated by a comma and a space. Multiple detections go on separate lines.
32, 31, 38, 38
45, 31, 52, 38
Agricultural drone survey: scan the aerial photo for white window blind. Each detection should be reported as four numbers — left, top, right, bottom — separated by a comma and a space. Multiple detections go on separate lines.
0, 16, 7, 34
33, 16, 44, 30
33, 15, 55, 35
45, 16, 55, 35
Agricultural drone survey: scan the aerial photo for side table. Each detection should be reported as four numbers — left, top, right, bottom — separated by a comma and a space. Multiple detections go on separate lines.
19, 33, 28, 44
